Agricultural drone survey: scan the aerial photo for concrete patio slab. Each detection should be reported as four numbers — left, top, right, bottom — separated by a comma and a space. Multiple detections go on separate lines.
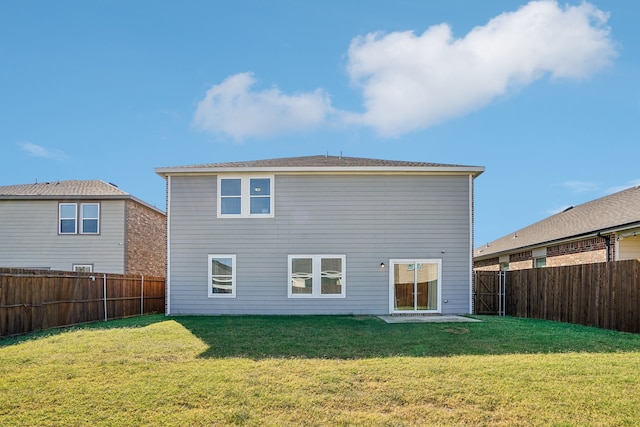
378, 315, 482, 324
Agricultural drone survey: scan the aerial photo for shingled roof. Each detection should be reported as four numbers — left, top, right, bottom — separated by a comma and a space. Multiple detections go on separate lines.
156, 155, 484, 176
0, 180, 128, 197
475, 185, 640, 259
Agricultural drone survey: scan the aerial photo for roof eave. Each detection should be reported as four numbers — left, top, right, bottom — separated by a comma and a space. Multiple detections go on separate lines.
155, 165, 485, 177
474, 220, 640, 260
0, 194, 165, 215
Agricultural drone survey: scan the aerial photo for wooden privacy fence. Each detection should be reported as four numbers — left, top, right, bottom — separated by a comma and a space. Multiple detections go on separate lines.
0, 268, 165, 336
474, 260, 640, 334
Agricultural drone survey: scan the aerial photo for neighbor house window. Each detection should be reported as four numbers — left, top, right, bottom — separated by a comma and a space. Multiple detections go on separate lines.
208, 254, 236, 297
217, 176, 274, 218
288, 255, 346, 298
534, 258, 546, 268
73, 264, 93, 272
59, 203, 100, 234
59, 203, 77, 234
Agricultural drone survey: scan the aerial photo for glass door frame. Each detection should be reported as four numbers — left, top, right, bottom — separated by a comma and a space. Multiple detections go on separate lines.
388, 258, 442, 314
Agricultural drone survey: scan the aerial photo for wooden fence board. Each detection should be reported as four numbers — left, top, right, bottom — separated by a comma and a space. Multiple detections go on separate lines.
0, 268, 165, 337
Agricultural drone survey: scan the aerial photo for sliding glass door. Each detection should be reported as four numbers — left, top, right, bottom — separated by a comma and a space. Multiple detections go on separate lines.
390, 259, 441, 313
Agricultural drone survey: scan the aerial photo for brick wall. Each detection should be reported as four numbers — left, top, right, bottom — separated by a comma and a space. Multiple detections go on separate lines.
474, 257, 500, 271
547, 237, 607, 257
474, 236, 613, 271
125, 200, 166, 276
546, 249, 607, 267
509, 260, 532, 270
510, 251, 532, 263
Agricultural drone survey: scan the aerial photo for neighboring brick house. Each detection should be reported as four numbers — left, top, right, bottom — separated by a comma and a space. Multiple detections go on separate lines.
474, 185, 640, 271
156, 155, 484, 315
0, 180, 166, 276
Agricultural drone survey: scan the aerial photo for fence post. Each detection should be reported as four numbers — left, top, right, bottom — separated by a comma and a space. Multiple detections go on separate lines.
141, 275, 144, 315
103, 273, 108, 321
499, 271, 506, 316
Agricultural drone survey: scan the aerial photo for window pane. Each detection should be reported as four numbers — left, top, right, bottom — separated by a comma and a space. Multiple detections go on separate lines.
60, 219, 76, 233
82, 204, 99, 218
321, 258, 342, 295
291, 258, 312, 294
416, 263, 438, 310
60, 204, 76, 218
211, 257, 233, 294
250, 197, 270, 214
221, 197, 241, 215
250, 178, 270, 196
221, 179, 241, 196
82, 219, 98, 234
211, 257, 233, 275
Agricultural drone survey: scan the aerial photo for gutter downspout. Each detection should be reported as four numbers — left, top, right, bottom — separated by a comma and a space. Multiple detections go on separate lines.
597, 232, 612, 262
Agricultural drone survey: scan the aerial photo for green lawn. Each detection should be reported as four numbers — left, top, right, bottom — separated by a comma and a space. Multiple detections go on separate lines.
1, 315, 640, 426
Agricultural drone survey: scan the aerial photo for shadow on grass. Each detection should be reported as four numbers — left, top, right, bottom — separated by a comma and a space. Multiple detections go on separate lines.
3, 314, 640, 359
172, 315, 640, 360
0, 313, 167, 347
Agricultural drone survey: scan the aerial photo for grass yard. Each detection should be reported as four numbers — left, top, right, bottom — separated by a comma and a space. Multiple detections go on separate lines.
1, 315, 640, 426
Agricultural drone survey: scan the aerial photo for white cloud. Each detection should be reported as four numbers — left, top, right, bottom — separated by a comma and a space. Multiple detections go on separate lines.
346, 0, 616, 136
192, 72, 335, 140
606, 179, 640, 194
561, 181, 600, 193
193, 1, 616, 140
18, 142, 66, 160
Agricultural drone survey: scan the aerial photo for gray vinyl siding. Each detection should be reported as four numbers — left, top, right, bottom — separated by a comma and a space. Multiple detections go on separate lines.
0, 199, 126, 273
168, 174, 472, 315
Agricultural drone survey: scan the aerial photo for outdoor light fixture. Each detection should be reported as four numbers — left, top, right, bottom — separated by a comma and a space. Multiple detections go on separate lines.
380, 262, 386, 269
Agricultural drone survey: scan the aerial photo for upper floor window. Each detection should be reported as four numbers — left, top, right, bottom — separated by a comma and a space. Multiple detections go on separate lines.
217, 176, 274, 218
59, 202, 100, 234
59, 203, 77, 234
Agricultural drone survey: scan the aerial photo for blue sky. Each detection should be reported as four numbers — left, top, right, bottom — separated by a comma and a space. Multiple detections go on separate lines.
2, 0, 638, 246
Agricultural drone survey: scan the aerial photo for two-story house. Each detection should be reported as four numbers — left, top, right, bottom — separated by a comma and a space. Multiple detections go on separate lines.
0, 180, 166, 276
156, 155, 484, 315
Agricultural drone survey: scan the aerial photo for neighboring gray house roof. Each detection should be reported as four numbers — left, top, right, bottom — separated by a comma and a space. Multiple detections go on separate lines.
474, 185, 640, 260
0, 180, 164, 214
156, 155, 485, 176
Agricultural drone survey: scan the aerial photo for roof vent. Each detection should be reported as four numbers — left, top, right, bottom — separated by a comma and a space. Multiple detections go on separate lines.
108, 182, 119, 188
562, 206, 574, 213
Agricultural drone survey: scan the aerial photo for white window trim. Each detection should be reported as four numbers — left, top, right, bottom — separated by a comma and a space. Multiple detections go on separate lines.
388, 258, 442, 314
80, 203, 100, 234
59, 203, 78, 234
208, 254, 236, 298
73, 264, 94, 272
217, 175, 274, 218
288, 254, 346, 298
59, 202, 101, 235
